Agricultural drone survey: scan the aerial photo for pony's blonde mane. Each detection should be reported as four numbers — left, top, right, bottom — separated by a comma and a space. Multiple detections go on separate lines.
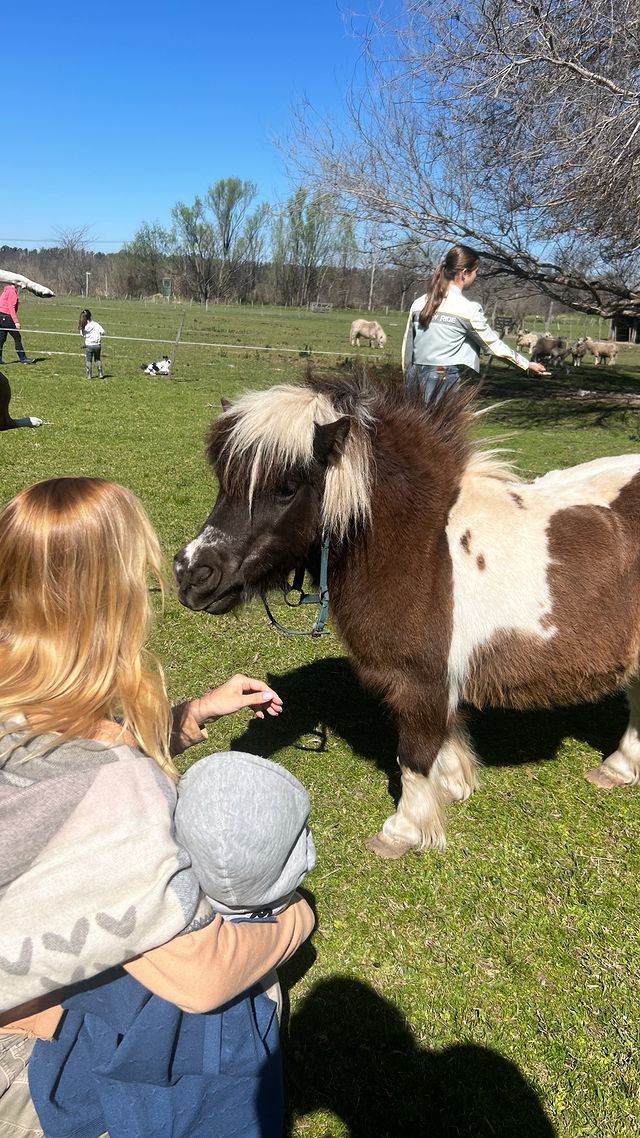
463, 449, 522, 484
218, 384, 374, 541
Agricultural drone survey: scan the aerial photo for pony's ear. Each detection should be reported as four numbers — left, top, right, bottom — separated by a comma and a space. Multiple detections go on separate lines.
220, 397, 233, 412
313, 417, 351, 467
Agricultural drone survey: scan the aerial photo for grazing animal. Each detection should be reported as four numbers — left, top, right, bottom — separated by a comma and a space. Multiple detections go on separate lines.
175, 371, 640, 858
515, 330, 540, 355
350, 319, 387, 349
547, 346, 573, 374
579, 337, 618, 366
142, 355, 172, 375
570, 340, 588, 367
530, 335, 566, 365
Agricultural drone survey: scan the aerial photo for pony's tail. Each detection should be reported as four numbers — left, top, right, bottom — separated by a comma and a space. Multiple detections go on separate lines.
418, 264, 448, 329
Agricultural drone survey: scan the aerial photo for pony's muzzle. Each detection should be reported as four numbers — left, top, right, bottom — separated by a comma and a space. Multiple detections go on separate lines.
173, 547, 224, 610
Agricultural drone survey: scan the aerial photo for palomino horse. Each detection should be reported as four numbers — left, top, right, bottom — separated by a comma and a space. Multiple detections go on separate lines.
175, 371, 640, 858
350, 319, 387, 349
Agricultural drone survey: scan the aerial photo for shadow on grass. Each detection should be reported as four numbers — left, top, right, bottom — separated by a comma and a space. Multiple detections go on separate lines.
229, 657, 399, 786
476, 364, 640, 433
281, 975, 556, 1138
485, 398, 640, 433
230, 658, 627, 779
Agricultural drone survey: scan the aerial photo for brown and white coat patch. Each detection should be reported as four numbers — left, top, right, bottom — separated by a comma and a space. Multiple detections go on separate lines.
447, 454, 640, 710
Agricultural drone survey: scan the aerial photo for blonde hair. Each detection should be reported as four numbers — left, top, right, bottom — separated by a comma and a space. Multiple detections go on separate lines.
418, 244, 480, 328
0, 477, 177, 779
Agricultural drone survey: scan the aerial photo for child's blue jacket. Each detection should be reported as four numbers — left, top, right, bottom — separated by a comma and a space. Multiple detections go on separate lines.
28, 970, 283, 1138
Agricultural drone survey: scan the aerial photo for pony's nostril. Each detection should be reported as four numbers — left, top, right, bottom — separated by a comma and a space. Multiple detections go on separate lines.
192, 564, 215, 586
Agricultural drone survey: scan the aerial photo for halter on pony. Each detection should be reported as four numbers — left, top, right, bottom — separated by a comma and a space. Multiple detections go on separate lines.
262, 536, 331, 637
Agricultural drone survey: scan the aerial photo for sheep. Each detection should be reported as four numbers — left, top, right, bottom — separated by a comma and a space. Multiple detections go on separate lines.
530, 335, 567, 365
579, 337, 619, 366
349, 319, 387, 349
547, 345, 574, 374
515, 330, 541, 355
569, 340, 589, 367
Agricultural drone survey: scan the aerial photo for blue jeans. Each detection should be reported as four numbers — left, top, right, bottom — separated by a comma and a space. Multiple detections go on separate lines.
406, 364, 460, 402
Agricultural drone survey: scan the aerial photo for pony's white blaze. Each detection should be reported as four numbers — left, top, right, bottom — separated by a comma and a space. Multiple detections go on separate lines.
181, 525, 225, 567
222, 384, 374, 540
446, 453, 640, 709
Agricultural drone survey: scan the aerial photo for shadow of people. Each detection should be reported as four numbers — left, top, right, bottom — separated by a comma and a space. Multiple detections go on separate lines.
230, 657, 628, 784
230, 657, 400, 783
283, 976, 556, 1138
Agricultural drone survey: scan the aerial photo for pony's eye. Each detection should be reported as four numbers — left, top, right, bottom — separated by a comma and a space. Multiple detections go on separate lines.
274, 482, 298, 503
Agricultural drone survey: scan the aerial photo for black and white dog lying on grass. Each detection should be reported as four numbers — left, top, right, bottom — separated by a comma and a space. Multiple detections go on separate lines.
141, 356, 171, 375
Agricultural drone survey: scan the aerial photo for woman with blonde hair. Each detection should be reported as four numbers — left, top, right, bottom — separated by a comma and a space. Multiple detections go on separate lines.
0, 476, 314, 1136
401, 243, 549, 400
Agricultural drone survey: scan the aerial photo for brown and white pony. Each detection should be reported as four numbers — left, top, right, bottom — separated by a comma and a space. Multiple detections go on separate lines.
174, 371, 640, 858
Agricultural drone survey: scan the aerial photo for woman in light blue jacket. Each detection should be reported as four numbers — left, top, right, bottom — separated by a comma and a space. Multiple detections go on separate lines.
401, 244, 549, 400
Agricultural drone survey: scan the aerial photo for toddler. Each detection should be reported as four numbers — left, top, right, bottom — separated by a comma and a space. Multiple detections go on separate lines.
29, 751, 316, 1138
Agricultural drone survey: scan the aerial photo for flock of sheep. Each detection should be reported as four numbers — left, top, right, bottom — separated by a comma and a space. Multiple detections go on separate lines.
515, 331, 618, 369
348, 319, 619, 372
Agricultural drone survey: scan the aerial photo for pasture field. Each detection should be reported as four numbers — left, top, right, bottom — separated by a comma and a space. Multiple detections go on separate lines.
4, 294, 640, 1137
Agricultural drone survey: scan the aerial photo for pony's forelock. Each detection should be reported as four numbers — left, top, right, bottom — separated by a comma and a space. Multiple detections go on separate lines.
214, 383, 374, 541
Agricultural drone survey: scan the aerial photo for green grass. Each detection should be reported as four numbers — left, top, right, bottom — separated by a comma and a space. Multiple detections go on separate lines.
4, 297, 640, 1137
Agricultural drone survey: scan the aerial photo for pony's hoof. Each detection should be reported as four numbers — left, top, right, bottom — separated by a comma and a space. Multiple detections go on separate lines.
584, 764, 627, 789
365, 831, 415, 859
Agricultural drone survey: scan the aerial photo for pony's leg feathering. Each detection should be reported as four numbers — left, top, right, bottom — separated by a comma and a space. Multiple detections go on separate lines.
366, 723, 478, 859
585, 677, 640, 788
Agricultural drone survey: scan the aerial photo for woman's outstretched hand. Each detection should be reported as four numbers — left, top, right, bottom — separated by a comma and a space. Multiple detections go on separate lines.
190, 674, 283, 725
528, 361, 551, 376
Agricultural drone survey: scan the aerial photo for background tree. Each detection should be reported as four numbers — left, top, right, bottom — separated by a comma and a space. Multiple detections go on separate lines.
206, 178, 268, 300
270, 188, 346, 307
53, 226, 93, 295
121, 223, 172, 296
171, 197, 218, 303
293, 0, 640, 318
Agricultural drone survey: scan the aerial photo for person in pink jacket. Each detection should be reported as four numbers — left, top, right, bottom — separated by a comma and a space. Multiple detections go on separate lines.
0, 285, 36, 364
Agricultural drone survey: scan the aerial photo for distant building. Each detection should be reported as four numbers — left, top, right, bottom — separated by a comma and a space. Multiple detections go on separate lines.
610, 315, 640, 342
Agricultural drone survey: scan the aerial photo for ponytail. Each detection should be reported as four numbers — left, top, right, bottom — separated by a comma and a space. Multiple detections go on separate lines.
417, 244, 480, 329
418, 265, 449, 329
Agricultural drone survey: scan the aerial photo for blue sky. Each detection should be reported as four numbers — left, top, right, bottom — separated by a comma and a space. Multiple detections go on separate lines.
9, 1, 374, 251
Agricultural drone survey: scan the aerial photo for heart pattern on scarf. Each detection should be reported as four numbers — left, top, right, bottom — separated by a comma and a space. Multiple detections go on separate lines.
0, 937, 33, 974
96, 906, 137, 938
42, 917, 89, 956
41, 965, 85, 990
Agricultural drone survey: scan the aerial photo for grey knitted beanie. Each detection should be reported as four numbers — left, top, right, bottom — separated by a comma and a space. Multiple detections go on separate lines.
175, 751, 316, 914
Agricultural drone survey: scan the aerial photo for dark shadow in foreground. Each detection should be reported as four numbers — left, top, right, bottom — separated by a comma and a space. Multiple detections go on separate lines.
230, 656, 628, 782
281, 975, 556, 1138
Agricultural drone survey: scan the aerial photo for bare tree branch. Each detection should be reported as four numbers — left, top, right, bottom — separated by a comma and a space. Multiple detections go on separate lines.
291, 0, 640, 317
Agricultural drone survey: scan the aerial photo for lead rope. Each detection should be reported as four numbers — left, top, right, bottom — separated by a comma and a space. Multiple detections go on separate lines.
262, 536, 331, 637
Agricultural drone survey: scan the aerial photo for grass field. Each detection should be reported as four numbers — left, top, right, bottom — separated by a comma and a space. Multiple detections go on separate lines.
4, 295, 640, 1137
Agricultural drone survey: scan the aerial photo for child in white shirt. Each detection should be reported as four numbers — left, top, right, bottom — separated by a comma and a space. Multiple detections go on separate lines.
79, 309, 105, 379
